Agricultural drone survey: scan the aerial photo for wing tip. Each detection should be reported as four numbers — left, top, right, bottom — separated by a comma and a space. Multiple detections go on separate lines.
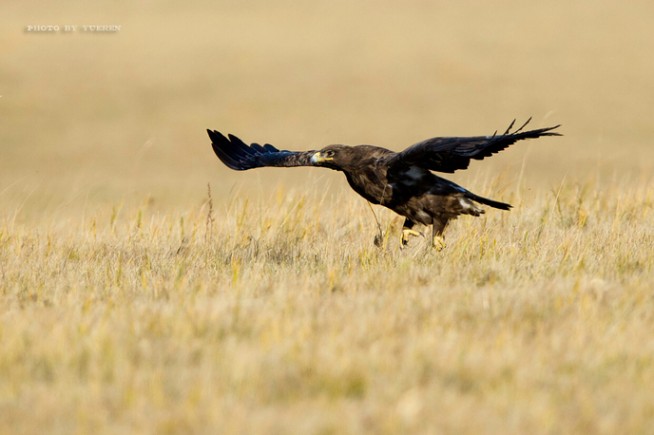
207, 129, 228, 143
207, 129, 250, 170
509, 122, 563, 139
537, 124, 563, 137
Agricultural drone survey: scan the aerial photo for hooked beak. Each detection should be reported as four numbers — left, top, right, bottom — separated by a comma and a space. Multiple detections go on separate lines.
310, 152, 333, 165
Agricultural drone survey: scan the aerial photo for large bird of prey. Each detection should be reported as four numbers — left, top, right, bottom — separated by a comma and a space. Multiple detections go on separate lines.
207, 119, 561, 249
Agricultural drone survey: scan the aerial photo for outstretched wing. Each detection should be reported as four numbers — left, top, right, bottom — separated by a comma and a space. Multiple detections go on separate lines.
207, 130, 316, 170
386, 119, 562, 174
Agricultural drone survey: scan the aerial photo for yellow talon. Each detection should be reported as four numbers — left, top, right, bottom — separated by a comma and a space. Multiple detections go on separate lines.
432, 235, 446, 251
400, 229, 422, 247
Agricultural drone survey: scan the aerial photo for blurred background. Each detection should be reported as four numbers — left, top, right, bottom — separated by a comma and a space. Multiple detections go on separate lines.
2, 0, 653, 222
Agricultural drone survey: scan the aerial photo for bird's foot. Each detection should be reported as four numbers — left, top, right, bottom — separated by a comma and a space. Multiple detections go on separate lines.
432, 235, 446, 251
400, 229, 422, 248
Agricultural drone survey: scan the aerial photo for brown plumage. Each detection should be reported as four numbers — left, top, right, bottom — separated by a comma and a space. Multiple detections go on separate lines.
207, 118, 561, 249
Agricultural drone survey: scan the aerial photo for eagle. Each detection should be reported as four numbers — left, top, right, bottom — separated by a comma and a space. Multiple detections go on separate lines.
207, 119, 561, 249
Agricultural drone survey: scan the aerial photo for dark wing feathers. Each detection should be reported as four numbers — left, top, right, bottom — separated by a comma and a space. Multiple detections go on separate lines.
208, 130, 315, 170
387, 119, 561, 174
209, 119, 561, 174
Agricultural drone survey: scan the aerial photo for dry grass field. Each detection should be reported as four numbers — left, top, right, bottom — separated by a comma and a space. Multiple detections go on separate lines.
2, 1, 654, 434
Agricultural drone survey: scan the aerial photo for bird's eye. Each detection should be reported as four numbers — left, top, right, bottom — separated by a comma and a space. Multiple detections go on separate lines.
324, 150, 335, 157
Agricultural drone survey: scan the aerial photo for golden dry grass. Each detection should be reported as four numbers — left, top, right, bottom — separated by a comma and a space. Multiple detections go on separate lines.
2, 182, 653, 434
2, 1, 654, 434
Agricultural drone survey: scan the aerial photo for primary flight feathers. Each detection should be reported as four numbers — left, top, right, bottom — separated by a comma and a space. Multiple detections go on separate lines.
208, 131, 315, 170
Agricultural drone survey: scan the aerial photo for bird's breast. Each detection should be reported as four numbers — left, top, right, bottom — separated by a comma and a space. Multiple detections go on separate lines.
344, 170, 392, 205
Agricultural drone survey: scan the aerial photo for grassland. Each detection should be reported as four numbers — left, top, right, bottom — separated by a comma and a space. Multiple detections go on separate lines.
2, 1, 654, 434
2, 181, 653, 434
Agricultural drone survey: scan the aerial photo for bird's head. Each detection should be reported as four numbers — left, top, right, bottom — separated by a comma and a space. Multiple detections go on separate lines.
310, 145, 352, 170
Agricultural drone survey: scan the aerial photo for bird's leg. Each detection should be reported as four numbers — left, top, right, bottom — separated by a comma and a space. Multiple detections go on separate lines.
431, 220, 448, 251
400, 218, 422, 248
